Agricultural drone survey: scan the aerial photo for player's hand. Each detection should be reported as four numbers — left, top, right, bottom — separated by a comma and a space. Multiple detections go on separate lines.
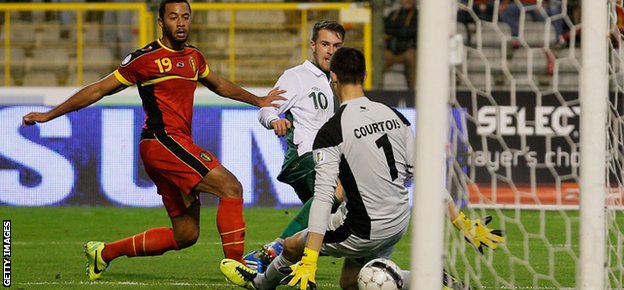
280, 247, 318, 290
22, 112, 50, 126
452, 212, 505, 254
271, 119, 292, 136
258, 87, 286, 108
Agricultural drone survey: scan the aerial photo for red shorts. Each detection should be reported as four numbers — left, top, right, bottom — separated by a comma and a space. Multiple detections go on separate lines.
139, 131, 221, 217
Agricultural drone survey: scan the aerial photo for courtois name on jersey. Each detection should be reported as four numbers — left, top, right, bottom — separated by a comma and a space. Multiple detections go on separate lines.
353, 119, 403, 139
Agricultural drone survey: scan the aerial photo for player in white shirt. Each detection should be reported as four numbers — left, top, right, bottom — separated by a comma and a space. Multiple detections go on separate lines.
245, 20, 345, 273
258, 20, 343, 203
223, 47, 505, 290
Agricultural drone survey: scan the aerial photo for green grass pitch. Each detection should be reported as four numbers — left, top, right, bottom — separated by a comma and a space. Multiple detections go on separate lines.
7, 206, 365, 289
2, 206, 594, 289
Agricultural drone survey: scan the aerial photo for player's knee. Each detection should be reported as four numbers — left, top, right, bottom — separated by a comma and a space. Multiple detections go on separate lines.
281, 236, 304, 261
281, 238, 297, 260
221, 179, 243, 198
176, 235, 198, 249
174, 230, 199, 249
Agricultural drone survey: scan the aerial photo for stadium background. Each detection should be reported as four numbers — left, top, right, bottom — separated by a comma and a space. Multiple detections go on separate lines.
0, 1, 606, 209
3, 2, 624, 289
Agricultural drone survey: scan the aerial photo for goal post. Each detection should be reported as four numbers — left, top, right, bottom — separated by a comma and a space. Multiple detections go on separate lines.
411, 0, 452, 289
578, 0, 608, 288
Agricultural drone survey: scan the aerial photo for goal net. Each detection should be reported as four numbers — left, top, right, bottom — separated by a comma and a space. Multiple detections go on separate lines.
441, 0, 624, 288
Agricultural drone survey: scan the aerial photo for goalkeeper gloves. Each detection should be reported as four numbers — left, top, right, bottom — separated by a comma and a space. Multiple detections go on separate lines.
280, 247, 319, 290
452, 212, 505, 254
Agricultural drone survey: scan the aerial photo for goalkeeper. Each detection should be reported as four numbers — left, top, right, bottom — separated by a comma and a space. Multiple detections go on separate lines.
220, 47, 505, 290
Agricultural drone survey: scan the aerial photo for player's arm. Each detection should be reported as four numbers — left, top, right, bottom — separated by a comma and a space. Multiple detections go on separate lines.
269, 118, 292, 137
298, 146, 340, 255
199, 71, 285, 108
258, 74, 300, 136
260, 105, 292, 136
22, 73, 126, 125
282, 144, 340, 290
259, 100, 291, 136
334, 180, 344, 202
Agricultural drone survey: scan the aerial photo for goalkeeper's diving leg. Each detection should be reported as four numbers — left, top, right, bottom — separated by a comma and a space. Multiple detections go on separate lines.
244, 183, 343, 273
223, 230, 308, 290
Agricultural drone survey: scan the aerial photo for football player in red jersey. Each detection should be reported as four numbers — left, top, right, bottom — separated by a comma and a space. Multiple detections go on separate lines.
22, 0, 285, 281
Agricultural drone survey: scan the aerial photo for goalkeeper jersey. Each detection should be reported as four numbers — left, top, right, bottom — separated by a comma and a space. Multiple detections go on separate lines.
310, 96, 414, 240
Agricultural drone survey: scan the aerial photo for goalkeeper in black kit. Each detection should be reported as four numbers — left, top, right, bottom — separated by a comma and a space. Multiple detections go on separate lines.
219, 46, 505, 290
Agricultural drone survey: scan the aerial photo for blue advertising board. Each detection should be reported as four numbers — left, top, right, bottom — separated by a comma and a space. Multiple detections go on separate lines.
0, 105, 428, 208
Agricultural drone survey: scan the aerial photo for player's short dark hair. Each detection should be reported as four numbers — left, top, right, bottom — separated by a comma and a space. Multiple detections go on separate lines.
311, 20, 345, 42
330, 47, 366, 85
159, 0, 191, 19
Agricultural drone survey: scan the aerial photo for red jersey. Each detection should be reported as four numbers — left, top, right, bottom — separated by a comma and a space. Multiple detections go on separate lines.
113, 39, 210, 137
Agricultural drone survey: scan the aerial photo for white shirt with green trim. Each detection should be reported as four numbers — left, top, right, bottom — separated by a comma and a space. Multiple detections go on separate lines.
258, 60, 336, 156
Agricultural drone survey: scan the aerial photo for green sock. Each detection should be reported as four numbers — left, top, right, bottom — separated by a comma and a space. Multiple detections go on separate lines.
280, 198, 313, 238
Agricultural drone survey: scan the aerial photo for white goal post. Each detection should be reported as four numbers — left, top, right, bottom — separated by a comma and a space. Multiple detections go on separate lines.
411, 0, 452, 289
577, 0, 608, 288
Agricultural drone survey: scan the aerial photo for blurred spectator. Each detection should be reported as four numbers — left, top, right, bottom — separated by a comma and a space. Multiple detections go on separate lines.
55, 0, 79, 39
557, 0, 581, 47
617, 1, 624, 32
473, 0, 495, 22
610, 1, 624, 48
383, 0, 418, 89
103, 0, 136, 58
500, 0, 565, 47
457, 0, 495, 46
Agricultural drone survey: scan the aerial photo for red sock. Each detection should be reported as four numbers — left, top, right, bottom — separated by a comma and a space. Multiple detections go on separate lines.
217, 198, 246, 262
101, 227, 179, 263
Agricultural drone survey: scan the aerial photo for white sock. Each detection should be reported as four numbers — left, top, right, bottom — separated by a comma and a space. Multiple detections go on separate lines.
253, 254, 294, 290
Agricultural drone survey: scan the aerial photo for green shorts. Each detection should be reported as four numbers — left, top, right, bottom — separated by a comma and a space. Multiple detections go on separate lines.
277, 152, 316, 203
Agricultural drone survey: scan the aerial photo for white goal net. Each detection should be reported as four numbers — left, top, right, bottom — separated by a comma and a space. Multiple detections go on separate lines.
439, 0, 624, 289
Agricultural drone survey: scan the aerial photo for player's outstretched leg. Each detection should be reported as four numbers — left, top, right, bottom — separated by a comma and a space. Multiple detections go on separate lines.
244, 238, 284, 273
243, 250, 263, 272
84, 227, 181, 281
220, 258, 258, 290
279, 198, 313, 238
84, 241, 109, 281
243, 198, 311, 272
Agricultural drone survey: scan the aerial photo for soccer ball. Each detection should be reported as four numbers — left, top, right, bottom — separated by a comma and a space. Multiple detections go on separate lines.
357, 258, 404, 290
